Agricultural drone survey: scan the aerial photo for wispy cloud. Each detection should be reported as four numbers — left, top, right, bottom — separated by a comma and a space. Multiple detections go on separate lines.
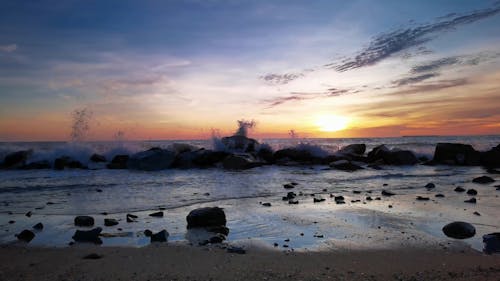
392, 73, 439, 86
260, 72, 304, 85
332, 5, 500, 71
0, 44, 17, 53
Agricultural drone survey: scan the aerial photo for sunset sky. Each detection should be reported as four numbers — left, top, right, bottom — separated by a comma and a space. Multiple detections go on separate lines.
1, 0, 500, 141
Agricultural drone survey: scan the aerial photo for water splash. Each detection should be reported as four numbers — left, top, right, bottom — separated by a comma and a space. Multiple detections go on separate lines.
235, 119, 256, 137
70, 108, 92, 142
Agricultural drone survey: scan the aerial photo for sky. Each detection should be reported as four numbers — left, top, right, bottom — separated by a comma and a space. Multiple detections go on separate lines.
0, 0, 500, 141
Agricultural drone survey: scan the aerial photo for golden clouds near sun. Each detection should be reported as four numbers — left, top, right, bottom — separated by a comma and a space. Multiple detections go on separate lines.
315, 114, 349, 132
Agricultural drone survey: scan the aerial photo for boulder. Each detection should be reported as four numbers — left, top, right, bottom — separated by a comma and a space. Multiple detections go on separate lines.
107, 155, 129, 169
54, 156, 85, 170
16, 229, 35, 242
3, 150, 32, 168
256, 146, 275, 164
381, 190, 396, 196
383, 150, 418, 165
127, 148, 175, 171
222, 154, 262, 170
173, 149, 205, 169
221, 135, 259, 152
442, 221, 475, 239
104, 218, 119, 226
454, 186, 465, 192
22, 160, 51, 169
74, 216, 95, 227
339, 144, 366, 155
274, 148, 315, 163
72, 227, 102, 244
367, 145, 389, 162
150, 229, 169, 243
90, 154, 106, 163
432, 143, 480, 165
33, 223, 44, 230
192, 150, 229, 167
425, 183, 435, 189
483, 232, 500, 254
466, 189, 477, 195
481, 145, 500, 167
472, 176, 495, 184
167, 143, 198, 155
329, 160, 364, 171
186, 207, 226, 228
149, 211, 163, 217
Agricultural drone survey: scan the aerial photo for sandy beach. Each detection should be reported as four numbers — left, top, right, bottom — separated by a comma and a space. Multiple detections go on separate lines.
1, 244, 499, 281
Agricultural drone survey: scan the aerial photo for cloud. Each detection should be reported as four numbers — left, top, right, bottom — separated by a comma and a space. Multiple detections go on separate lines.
392, 73, 439, 86
411, 52, 500, 74
411, 57, 460, 73
260, 72, 304, 85
331, 5, 500, 71
263, 87, 359, 108
0, 44, 17, 52
387, 78, 469, 95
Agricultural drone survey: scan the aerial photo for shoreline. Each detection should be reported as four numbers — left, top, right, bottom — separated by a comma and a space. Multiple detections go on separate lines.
1, 244, 499, 280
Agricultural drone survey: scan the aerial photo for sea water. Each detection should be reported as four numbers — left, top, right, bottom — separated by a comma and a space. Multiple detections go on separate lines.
0, 136, 499, 251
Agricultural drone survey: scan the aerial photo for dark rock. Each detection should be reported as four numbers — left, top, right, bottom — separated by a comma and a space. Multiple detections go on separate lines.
464, 198, 476, 204
483, 233, 500, 254
466, 189, 478, 195
3, 150, 32, 168
222, 154, 262, 170
288, 199, 299, 204
257, 146, 275, 164
435, 194, 445, 198
144, 229, 153, 237
33, 223, 43, 230
334, 196, 345, 202
221, 135, 259, 153
74, 216, 95, 227
454, 187, 466, 192
72, 227, 102, 244
186, 207, 226, 228
261, 202, 272, 207
8, 220, 15, 224
472, 176, 495, 184
127, 148, 175, 171
208, 234, 225, 244
25, 211, 32, 217
227, 246, 246, 254
149, 211, 164, 217
473, 211, 481, 216
339, 144, 366, 155
54, 156, 85, 170
367, 145, 389, 162
416, 196, 430, 201
425, 183, 435, 189
126, 213, 138, 219
329, 160, 364, 171
366, 196, 373, 201
382, 190, 396, 196
481, 145, 500, 167
433, 143, 480, 165
206, 225, 229, 236
282, 192, 296, 200
22, 160, 51, 169
313, 197, 325, 203
486, 168, 500, 174
83, 253, 102, 259
90, 154, 106, 163
352, 190, 361, 194
16, 229, 35, 242
367, 145, 417, 165
150, 229, 169, 242
442, 221, 475, 239
104, 218, 118, 226
283, 183, 295, 189
191, 150, 229, 167
107, 155, 129, 169
274, 148, 315, 163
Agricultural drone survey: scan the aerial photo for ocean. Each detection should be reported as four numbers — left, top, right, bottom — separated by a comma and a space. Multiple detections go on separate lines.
0, 135, 499, 251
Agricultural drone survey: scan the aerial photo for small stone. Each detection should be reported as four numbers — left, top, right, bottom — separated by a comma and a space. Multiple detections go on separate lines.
472, 176, 494, 184
104, 218, 119, 227
148, 211, 163, 217
150, 230, 169, 242
352, 190, 361, 194
126, 213, 138, 219
25, 211, 32, 217
74, 216, 94, 227
144, 229, 153, 237
425, 183, 436, 189
473, 211, 481, 216
454, 187, 465, 192
83, 253, 102, 260
442, 221, 475, 239
366, 196, 373, 201
464, 198, 476, 204
466, 189, 477, 195
261, 202, 272, 207
381, 190, 395, 196
33, 223, 43, 230
227, 246, 246, 254
16, 230, 35, 242
72, 227, 103, 244
8, 220, 15, 224
435, 194, 445, 198
288, 199, 299, 204
416, 196, 430, 201
283, 184, 295, 189
313, 197, 325, 203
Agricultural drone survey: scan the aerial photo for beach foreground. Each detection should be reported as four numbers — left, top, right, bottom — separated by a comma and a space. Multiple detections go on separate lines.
1, 245, 499, 281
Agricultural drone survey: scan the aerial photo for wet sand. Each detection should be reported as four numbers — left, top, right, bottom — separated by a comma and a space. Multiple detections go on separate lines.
0, 244, 499, 281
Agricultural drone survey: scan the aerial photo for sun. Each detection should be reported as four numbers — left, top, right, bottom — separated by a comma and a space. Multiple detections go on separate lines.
315, 114, 349, 132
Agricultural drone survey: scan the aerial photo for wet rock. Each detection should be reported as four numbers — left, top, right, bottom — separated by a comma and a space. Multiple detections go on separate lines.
206, 225, 229, 236
283, 183, 295, 189
416, 196, 430, 201
288, 199, 299, 204
126, 213, 138, 219
104, 218, 118, 226
339, 144, 366, 156
433, 143, 480, 165
483, 232, 500, 254
481, 145, 500, 167
25, 211, 32, 217
256, 146, 275, 164
220, 135, 259, 153
3, 150, 32, 168
442, 221, 475, 239
90, 154, 106, 163
282, 192, 297, 200
329, 160, 364, 171
148, 211, 164, 217
83, 253, 102, 260
8, 220, 15, 224
381, 190, 396, 196
191, 150, 229, 167
352, 190, 361, 194
144, 229, 153, 237
367, 145, 389, 163
274, 148, 316, 163
22, 160, 51, 170
54, 156, 85, 170
150, 229, 169, 243
186, 207, 226, 228
454, 187, 465, 192
33, 223, 43, 230
466, 189, 478, 195
367, 145, 417, 165
313, 197, 325, 203
261, 202, 272, 207
366, 196, 373, 201
16, 229, 35, 242
208, 234, 225, 244
72, 227, 102, 244
473, 211, 481, 216
107, 155, 129, 169
464, 198, 476, 204
425, 183, 435, 189
227, 246, 246, 254
486, 168, 500, 174
472, 176, 495, 184
435, 194, 445, 198
222, 154, 262, 170
127, 148, 175, 171
74, 216, 95, 227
